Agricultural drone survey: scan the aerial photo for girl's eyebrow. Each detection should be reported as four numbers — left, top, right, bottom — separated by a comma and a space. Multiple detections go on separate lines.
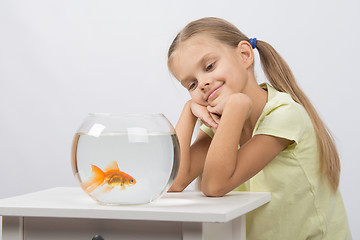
200, 53, 214, 65
180, 77, 190, 86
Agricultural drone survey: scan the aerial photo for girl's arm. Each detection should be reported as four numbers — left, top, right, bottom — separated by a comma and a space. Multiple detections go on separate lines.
201, 94, 293, 197
168, 100, 212, 192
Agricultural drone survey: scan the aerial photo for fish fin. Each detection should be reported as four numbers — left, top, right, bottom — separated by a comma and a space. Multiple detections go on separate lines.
91, 165, 105, 177
121, 184, 126, 190
101, 186, 114, 193
104, 161, 120, 172
81, 165, 105, 194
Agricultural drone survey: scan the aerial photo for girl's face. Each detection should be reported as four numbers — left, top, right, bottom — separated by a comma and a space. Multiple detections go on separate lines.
170, 35, 252, 107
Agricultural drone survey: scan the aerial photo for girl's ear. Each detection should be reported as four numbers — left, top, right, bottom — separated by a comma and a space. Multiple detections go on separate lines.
236, 40, 254, 69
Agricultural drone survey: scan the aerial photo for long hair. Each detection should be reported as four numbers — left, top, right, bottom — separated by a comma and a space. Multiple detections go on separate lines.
168, 17, 340, 191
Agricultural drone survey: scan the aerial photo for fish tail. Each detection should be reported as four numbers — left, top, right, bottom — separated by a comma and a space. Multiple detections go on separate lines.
82, 165, 105, 194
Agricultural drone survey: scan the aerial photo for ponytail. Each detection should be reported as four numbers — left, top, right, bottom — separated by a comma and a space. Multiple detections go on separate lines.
256, 40, 340, 191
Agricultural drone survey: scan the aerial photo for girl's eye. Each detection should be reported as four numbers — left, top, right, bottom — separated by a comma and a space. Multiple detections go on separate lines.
188, 81, 197, 90
206, 62, 215, 72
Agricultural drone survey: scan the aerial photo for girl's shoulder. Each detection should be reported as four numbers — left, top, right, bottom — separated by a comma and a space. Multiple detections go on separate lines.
259, 83, 309, 122
254, 83, 313, 144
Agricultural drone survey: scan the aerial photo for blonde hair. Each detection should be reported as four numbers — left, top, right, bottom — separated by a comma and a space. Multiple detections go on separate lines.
168, 17, 340, 191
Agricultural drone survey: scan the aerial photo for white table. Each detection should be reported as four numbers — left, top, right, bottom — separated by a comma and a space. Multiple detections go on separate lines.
0, 187, 270, 240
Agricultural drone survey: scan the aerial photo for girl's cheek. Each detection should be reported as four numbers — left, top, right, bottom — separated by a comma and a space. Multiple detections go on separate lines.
194, 98, 208, 107
190, 94, 203, 105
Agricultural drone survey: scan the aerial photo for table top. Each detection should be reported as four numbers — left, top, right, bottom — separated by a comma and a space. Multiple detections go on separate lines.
0, 187, 270, 223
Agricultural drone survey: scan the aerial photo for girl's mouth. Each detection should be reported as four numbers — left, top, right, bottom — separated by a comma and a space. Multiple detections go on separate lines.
207, 84, 223, 102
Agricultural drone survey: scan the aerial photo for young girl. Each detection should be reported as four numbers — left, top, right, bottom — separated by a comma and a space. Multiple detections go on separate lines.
167, 17, 351, 239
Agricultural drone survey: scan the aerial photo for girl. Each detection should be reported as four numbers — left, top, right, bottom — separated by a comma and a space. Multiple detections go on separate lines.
167, 17, 351, 239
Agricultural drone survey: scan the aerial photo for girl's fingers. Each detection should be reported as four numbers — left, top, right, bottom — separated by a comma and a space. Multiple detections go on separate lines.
201, 113, 218, 129
189, 101, 219, 129
206, 105, 216, 114
210, 113, 221, 124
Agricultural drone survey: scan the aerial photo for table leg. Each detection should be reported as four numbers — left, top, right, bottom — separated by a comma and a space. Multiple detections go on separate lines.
231, 215, 246, 239
2, 216, 24, 240
182, 222, 202, 240
182, 215, 246, 240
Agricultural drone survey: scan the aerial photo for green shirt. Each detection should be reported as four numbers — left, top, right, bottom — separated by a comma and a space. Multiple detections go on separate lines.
200, 83, 351, 239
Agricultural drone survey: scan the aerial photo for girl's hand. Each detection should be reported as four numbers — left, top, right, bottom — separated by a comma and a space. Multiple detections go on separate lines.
189, 100, 219, 130
207, 93, 253, 124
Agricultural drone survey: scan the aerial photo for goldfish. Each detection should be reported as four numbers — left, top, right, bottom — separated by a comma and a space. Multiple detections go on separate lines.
82, 161, 136, 194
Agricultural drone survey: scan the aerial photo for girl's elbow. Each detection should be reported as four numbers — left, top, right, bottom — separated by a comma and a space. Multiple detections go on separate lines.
168, 183, 186, 192
202, 190, 225, 197
168, 187, 182, 192
201, 182, 227, 197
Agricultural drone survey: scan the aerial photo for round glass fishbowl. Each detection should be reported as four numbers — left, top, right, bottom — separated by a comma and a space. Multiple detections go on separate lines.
71, 113, 180, 205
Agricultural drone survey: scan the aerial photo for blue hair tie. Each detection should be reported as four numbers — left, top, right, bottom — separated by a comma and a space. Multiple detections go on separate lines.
249, 38, 257, 49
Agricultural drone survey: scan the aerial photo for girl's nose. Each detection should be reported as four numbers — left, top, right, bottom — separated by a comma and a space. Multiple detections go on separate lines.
200, 80, 211, 91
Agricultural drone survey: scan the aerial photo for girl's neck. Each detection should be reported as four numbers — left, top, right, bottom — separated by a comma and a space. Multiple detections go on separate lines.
242, 80, 268, 141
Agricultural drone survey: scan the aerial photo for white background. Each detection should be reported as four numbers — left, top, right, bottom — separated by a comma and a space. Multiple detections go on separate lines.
0, 0, 359, 238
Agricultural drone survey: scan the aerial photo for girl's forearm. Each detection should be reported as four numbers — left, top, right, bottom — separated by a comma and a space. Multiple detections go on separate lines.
201, 95, 251, 195
169, 101, 198, 191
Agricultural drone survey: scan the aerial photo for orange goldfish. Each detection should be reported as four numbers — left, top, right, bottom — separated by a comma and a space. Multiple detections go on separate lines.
82, 161, 136, 194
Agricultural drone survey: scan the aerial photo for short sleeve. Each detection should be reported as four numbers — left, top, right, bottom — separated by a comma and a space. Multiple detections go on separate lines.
200, 124, 214, 138
254, 103, 306, 144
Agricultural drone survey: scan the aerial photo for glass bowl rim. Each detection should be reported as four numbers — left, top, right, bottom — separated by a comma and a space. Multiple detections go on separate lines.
87, 113, 166, 118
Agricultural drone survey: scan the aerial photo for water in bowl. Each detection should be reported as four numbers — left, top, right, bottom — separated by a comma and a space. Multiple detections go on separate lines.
72, 131, 179, 205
